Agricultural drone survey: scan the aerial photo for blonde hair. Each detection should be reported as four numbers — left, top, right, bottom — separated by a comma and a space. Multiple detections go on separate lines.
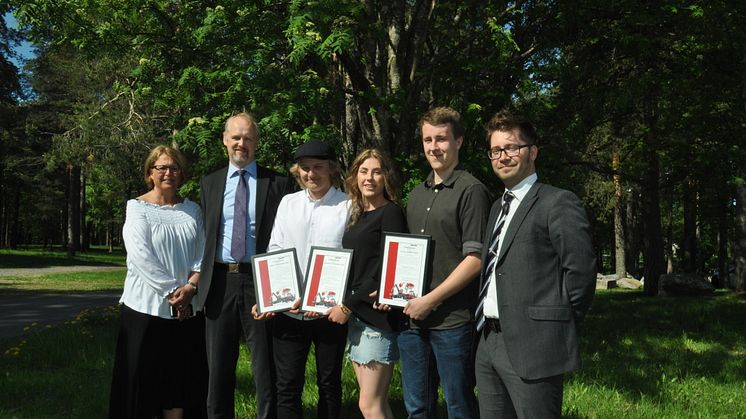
143, 145, 188, 189
345, 149, 400, 226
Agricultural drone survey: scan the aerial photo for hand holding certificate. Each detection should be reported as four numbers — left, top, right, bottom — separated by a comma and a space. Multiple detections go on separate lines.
377, 233, 431, 308
251, 249, 302, 314
300, 247, 353, 314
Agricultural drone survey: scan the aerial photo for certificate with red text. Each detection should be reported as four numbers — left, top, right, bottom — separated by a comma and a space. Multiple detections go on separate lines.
251, 249, 302, 314
378, 233, 430, 308
301, 247, 353, 314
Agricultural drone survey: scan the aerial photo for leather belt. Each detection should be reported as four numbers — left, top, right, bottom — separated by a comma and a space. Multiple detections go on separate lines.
215, 262, 252, 274
485, 318, 501, 333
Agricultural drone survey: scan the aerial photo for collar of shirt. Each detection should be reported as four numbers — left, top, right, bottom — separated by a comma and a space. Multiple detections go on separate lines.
424, 166, 465, 189
303, 185, 340, 203
227, 160, 257, 180
505, 173, 538, 203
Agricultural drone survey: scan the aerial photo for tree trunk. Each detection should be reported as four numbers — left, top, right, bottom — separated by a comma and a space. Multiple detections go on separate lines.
625, 187, 642, 278
734, 181, 746, 292
681, 176, 697, 272
714, 188, 728, 288
80, 167, 89, 252
613, 151, 626, 279
642, 149, 665, 296
67, 164, 81, 257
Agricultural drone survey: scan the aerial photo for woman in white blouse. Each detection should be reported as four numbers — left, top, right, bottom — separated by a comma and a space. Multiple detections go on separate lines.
109, 146, 207, 419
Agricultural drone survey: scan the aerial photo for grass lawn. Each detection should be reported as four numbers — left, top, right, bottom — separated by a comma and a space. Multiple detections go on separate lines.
1, 280, 745, 417
0, 246, 126, 269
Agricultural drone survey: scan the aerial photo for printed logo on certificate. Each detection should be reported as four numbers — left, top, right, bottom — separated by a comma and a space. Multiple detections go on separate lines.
251, 249, 302, 314
301, 247, 353, 314
378, 233, 431, 308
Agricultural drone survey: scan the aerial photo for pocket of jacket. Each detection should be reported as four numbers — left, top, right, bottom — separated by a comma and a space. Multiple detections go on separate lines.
528, 305, 571, 321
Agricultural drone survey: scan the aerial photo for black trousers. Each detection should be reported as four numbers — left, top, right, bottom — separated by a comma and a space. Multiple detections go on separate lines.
272, 314, 348, 419
205, 267, 276, 419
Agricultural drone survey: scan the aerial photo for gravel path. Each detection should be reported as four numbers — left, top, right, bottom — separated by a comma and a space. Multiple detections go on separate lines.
0, 265, 125, 340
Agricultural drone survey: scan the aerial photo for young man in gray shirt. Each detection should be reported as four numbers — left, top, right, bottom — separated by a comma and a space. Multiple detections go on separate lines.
399, 107, 491, 419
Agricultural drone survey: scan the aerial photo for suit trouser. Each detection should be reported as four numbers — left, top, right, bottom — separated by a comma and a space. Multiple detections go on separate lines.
272, 313, 347, 419
205, 267, 276, 419
475, 326, 564, 419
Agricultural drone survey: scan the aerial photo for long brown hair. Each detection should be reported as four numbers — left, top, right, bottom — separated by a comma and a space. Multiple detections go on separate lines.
345, 149, 400, 226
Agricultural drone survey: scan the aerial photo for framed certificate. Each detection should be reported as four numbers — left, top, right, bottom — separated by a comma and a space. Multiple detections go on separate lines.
301, 246, 353, 314
251, 249, 302, 314
378, 232, 431, 308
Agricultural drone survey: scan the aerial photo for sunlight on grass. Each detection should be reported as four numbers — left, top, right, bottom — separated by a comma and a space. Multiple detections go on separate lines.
0, 269, 126, 291
1, 289, 745, 417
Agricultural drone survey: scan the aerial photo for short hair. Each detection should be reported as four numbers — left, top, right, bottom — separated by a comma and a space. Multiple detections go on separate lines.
345, 149, 400, 226
419, 107, 464, 140
224, 112, 261, 138
485, 109, 539, 146
143, 145, 188, 189
289, 160, 345, 190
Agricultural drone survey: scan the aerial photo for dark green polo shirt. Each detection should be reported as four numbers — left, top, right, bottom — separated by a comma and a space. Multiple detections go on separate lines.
405, 168, 491, 329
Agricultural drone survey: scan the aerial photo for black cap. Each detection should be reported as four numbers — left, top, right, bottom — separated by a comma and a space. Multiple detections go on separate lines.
293, 139, 336, 161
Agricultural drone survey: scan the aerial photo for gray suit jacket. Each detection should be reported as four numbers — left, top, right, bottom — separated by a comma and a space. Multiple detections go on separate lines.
479, 182, 596, 380
199, 164, 295, 318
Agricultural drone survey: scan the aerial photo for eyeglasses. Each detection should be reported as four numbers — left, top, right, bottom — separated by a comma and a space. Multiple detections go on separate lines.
152, 165, 181, 173
487, 144, 533, 160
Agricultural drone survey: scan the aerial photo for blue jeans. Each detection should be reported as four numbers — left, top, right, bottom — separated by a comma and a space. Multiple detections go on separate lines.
397, 323, 477, 419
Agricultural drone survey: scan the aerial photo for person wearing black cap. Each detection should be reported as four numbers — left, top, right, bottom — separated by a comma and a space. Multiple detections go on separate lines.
253, 138, 350, 419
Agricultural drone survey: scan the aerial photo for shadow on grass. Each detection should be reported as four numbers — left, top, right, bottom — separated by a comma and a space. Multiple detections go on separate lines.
572, 289, 746, 403
0, 247, 126, 269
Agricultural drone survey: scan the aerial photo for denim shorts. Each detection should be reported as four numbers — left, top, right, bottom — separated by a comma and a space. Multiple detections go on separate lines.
347, 315, 399, 365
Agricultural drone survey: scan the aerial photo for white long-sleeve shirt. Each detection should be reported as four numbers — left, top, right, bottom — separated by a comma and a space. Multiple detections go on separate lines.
120, 198, 206, 318
268, 187, 350, 277
268, 187, 349, 319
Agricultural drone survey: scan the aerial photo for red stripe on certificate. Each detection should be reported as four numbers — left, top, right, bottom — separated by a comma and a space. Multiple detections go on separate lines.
306, 254, 325, 306
259, 260, 272, 306
383, 242, 399, 298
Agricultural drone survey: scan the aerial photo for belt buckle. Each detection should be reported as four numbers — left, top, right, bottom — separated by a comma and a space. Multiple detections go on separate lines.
228, 263, 240, 273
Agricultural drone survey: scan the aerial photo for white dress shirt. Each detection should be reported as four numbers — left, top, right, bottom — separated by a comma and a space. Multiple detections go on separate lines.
484, 173, 538, 319
120, 198, 206, 318
268, 186, 350, 319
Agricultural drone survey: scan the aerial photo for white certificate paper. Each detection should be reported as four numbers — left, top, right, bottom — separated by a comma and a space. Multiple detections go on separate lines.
251, 249, 302, 314
301, 247, 353, 314
378, 233, 430, 308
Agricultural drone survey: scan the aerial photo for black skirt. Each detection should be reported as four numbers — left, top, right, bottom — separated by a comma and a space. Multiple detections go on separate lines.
108, 304, 208, 419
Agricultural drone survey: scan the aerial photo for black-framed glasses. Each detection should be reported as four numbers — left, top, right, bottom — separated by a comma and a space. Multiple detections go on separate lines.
487, 144, 533, 160
152, 165, 181, 173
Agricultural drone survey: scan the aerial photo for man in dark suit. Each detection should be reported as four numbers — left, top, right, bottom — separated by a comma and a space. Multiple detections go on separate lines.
199, 113, 295, 419
474, 109, 596, 418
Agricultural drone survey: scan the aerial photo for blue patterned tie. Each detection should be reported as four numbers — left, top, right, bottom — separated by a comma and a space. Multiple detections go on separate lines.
475, 192, 514, 332
231, 169, 247, 262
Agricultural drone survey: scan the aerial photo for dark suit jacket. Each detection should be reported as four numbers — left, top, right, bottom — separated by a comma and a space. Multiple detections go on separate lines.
479, 182, 596, 380
199, 164, 295, 317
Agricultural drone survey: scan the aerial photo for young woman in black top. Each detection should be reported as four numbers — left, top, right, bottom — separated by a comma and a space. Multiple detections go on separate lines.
327, 149, 407, 419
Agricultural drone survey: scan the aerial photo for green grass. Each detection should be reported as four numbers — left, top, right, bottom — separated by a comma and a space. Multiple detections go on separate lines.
1, 287, 745, 418
0, 270, 126, 292
0, 247, 126, 269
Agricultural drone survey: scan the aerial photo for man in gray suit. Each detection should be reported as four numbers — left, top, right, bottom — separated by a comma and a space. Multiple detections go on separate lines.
474, 109, 596, 418
200, 113, 295, 418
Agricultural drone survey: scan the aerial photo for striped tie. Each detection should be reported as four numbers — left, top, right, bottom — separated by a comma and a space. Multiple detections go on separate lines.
475, 192, 514, 332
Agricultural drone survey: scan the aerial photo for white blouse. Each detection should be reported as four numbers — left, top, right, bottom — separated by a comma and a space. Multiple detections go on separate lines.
120, 198, 206, 318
